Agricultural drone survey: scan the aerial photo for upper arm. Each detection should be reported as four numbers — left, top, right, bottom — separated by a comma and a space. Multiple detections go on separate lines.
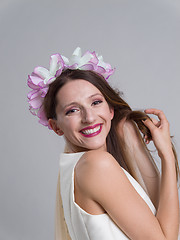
76, 150, 165, 240
117, 119, 160, 210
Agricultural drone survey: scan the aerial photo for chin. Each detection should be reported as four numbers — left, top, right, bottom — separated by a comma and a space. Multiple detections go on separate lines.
83, 143, 106, 151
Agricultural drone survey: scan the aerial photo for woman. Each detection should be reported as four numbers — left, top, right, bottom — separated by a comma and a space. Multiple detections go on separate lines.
27, 47, 180, 239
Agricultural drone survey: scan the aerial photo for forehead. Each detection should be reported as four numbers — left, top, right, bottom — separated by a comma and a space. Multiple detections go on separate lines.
56, 79, 102, 106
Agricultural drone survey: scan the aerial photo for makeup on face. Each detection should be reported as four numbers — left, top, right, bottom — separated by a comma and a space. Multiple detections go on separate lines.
55, 79, 114, 151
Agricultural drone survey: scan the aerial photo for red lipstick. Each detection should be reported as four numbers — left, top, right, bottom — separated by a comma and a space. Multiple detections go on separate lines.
80, 124, 102, 138
80, 123, 102, 132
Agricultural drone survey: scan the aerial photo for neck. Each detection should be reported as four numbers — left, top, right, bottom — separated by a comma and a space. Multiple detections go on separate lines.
63, 142, 107, 154
63, 143, 88, 153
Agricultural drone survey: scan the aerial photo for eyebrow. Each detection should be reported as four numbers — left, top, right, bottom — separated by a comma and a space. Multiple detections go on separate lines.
62, 93, 103, 110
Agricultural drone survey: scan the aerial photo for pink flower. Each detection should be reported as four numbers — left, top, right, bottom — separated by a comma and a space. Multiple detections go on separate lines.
27, 54, 64, 127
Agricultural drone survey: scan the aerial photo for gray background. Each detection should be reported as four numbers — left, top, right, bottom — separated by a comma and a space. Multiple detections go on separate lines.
0, 0, 180, 239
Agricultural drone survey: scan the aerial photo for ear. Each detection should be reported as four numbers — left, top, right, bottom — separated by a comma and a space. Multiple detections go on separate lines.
48, 119, 64, 136
109, 106, 114, 120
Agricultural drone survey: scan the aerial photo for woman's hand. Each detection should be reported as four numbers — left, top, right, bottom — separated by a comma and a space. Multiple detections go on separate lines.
143, 108, 173, 159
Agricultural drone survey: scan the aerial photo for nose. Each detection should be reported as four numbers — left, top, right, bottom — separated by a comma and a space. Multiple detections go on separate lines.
81, 107, 96, 124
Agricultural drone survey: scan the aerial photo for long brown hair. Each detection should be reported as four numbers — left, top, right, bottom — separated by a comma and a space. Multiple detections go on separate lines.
44, 68, 180, 185
44, 69, 180, 240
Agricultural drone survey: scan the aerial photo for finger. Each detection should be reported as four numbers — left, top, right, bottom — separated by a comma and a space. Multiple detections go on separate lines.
145, 135, 151, 141
144, 109, 167, 124
150, 118, 159, 125
142, 118, 157, 131
144, 135, 150, 144
150, 118, 161, 127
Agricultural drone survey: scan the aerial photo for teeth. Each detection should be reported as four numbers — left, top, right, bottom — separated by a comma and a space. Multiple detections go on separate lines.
82, 125, 101, 135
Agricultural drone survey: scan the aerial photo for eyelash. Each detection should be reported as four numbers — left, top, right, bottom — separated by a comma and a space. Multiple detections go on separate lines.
92, 100, 102, 105
65, 100, 103, 115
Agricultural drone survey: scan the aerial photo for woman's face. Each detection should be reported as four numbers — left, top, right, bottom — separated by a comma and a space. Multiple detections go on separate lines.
52, 79, 114, 153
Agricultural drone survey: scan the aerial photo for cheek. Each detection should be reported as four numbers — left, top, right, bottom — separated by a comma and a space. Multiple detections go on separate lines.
59, 118, 78, 133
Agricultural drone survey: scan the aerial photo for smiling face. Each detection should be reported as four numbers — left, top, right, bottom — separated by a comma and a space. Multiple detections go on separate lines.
49, 79, 114, 153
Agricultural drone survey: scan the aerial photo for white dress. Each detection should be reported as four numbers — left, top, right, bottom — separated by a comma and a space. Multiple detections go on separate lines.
58, 151, 159, 240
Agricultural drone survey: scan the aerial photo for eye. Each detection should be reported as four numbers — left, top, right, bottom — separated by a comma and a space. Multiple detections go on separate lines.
65, 109, 78, 115
92, 100, 103, 106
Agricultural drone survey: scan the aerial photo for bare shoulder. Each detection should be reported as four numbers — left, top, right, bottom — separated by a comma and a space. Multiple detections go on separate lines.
75, 150, 119, 182
75, 149, 125, 197
83, 149, 116, 166
75, 149, 166, 240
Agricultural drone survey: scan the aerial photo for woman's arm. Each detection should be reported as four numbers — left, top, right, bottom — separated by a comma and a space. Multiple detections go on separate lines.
75, 109, 179, 239
143, 109, 179, 239
116, 118, 160, 210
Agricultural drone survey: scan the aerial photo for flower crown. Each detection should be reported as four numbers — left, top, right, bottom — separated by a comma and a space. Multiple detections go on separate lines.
27, 47, 115, 129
